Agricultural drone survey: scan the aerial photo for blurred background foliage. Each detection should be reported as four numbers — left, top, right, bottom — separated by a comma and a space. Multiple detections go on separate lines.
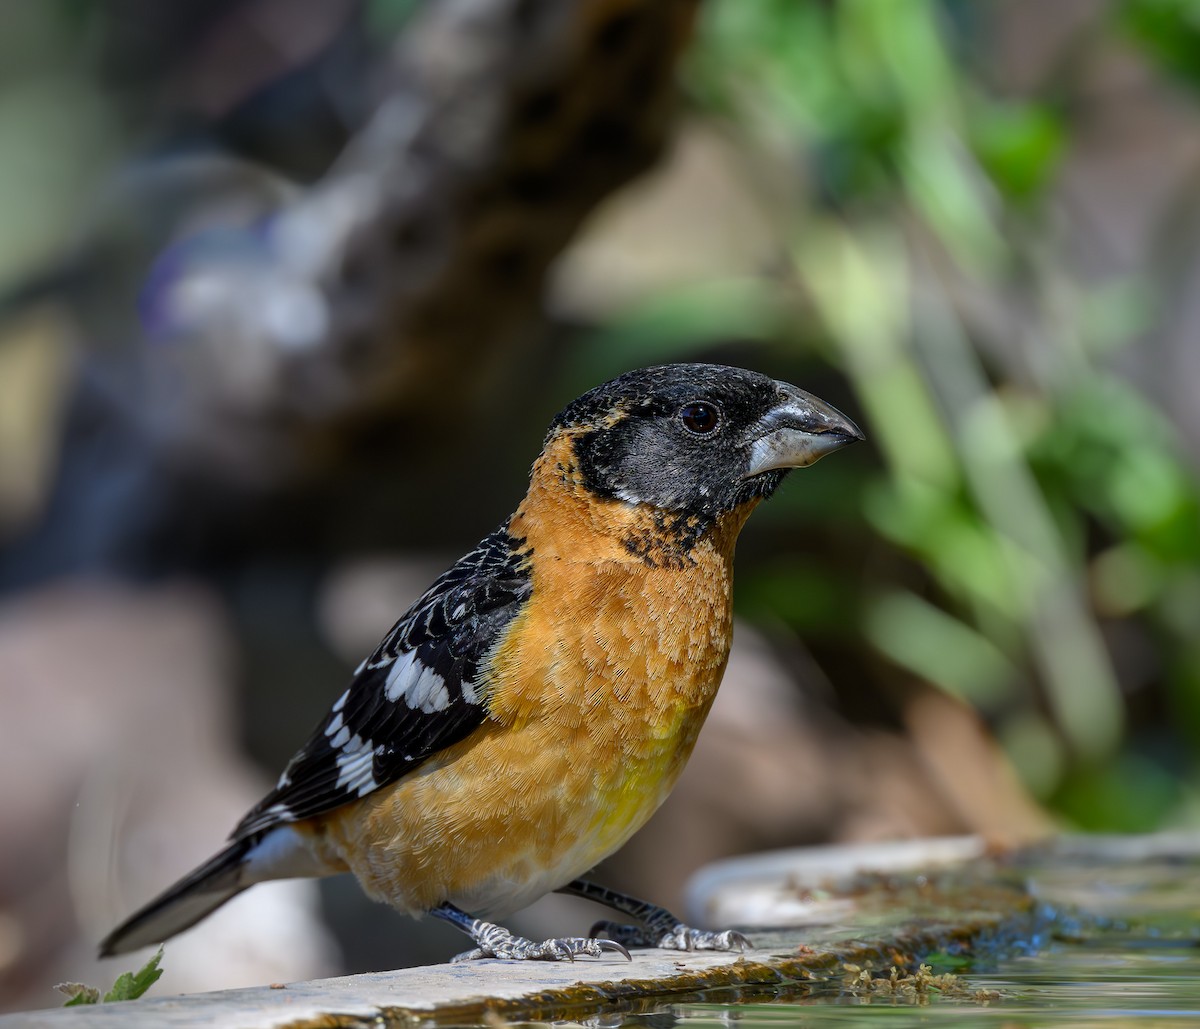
3, 0, 1200, 1003
576, 0, 1200, 834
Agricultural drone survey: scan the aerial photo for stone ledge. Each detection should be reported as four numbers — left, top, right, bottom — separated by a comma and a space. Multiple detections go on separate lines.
30, 832, 1173, 1027
2, 896, 1037, 1026
3, 922, 1028, 1029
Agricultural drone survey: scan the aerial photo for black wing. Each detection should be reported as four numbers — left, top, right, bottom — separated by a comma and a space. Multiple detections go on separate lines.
233, 528, 531, 839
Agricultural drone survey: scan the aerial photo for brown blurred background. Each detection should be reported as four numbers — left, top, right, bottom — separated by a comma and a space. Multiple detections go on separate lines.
2, 0, 1200, 1011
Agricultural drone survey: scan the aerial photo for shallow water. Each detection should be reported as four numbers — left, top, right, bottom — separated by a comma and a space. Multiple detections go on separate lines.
482, 848, 1200, 1029
713, 857, 1196, 1026
672, 934, 1200, 1027
527, 937, 1200, 1028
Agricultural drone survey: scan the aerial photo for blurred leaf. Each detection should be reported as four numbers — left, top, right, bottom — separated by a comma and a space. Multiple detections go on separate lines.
0, 75, 118, 290
1167, 646, 1200, 750
1090, 544, 1163, 617
865, 589, 1017, 706
569, 280, 779, 391
1054, 753, 1183, 832
864, 480, 1023, 625
795, 222, 961, 489
901, 129, 1004, 272
1108, 450, 1191, 533
678, 0, 1200, 831
1033, 378, 1200, 560
999, 711, 1066, 798
922, 950, 974, 973
583, 279, 781, 357
1159, 572, 1200, 638
1119, 0, 1200, 93
1078, 278, 1156, 355
864, 0, 957, 115
740, 560, 859, 634
971, 103, 1065, 202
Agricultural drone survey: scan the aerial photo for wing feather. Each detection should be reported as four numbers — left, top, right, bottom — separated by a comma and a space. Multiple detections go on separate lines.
233, 529, 530, 839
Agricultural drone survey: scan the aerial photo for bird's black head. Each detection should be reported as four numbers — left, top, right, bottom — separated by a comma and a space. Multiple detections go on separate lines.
551, 364, 863, 521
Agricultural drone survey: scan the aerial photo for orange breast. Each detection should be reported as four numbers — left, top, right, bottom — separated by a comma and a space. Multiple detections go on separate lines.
309, 436, 754, 919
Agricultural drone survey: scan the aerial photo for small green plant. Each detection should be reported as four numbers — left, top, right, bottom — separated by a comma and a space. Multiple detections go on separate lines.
921, 950, 974, 973
55, 949, 164, 1006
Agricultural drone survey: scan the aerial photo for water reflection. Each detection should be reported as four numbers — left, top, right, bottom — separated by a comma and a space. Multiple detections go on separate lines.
438, 850, 1200, 1029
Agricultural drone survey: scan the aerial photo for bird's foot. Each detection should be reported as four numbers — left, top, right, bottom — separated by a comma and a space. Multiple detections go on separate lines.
590, 918, 752, 952
452, 921, 630, 962
560, 880, 752, 953
434, 902, 631, 962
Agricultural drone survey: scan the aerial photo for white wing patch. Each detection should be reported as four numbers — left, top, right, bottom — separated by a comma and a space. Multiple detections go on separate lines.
333, 734, 378, 797
383, 650, 452, 712
323, 710, 380, 798
230, 528, 531, 840
325, 710, 353, 749
261, 801, 292, 822
307, 649, 455, 808
461, 678, 482, 705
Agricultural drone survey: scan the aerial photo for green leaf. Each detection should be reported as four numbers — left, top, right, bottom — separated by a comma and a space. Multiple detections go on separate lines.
971, 103, 1064, 201
102, 948, 164, 1003
864, 589, 1017, 707
1120, 0, 1200, 94
922, 950, 973, 973
1053, 753, 1183, 832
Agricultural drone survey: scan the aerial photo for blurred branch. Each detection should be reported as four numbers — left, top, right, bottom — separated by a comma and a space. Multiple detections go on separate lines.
107, 0, 699, 483
0, 0, 702, 582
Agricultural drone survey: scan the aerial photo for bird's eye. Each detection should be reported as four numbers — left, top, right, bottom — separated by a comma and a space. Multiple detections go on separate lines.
679, 402, 720, 435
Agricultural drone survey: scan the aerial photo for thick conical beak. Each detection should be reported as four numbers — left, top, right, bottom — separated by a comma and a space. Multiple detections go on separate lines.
744, 383, 864, 477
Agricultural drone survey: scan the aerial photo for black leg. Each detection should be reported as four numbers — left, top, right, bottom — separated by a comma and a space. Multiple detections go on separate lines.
558, 879, 752, 952
430, 902, 631, 962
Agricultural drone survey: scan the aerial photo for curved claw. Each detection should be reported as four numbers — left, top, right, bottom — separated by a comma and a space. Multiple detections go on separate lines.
595, 938, 633, 961
451, 947, 488, 962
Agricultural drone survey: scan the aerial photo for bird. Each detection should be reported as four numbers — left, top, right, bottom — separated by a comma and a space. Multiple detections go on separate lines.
100, 363, 863, 962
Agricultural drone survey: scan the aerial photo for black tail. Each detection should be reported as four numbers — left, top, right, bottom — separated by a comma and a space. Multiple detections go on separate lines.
99, 838, 254, 957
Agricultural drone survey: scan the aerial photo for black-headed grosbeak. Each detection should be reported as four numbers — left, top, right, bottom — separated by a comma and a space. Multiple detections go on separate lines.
100, 363, 862, 962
